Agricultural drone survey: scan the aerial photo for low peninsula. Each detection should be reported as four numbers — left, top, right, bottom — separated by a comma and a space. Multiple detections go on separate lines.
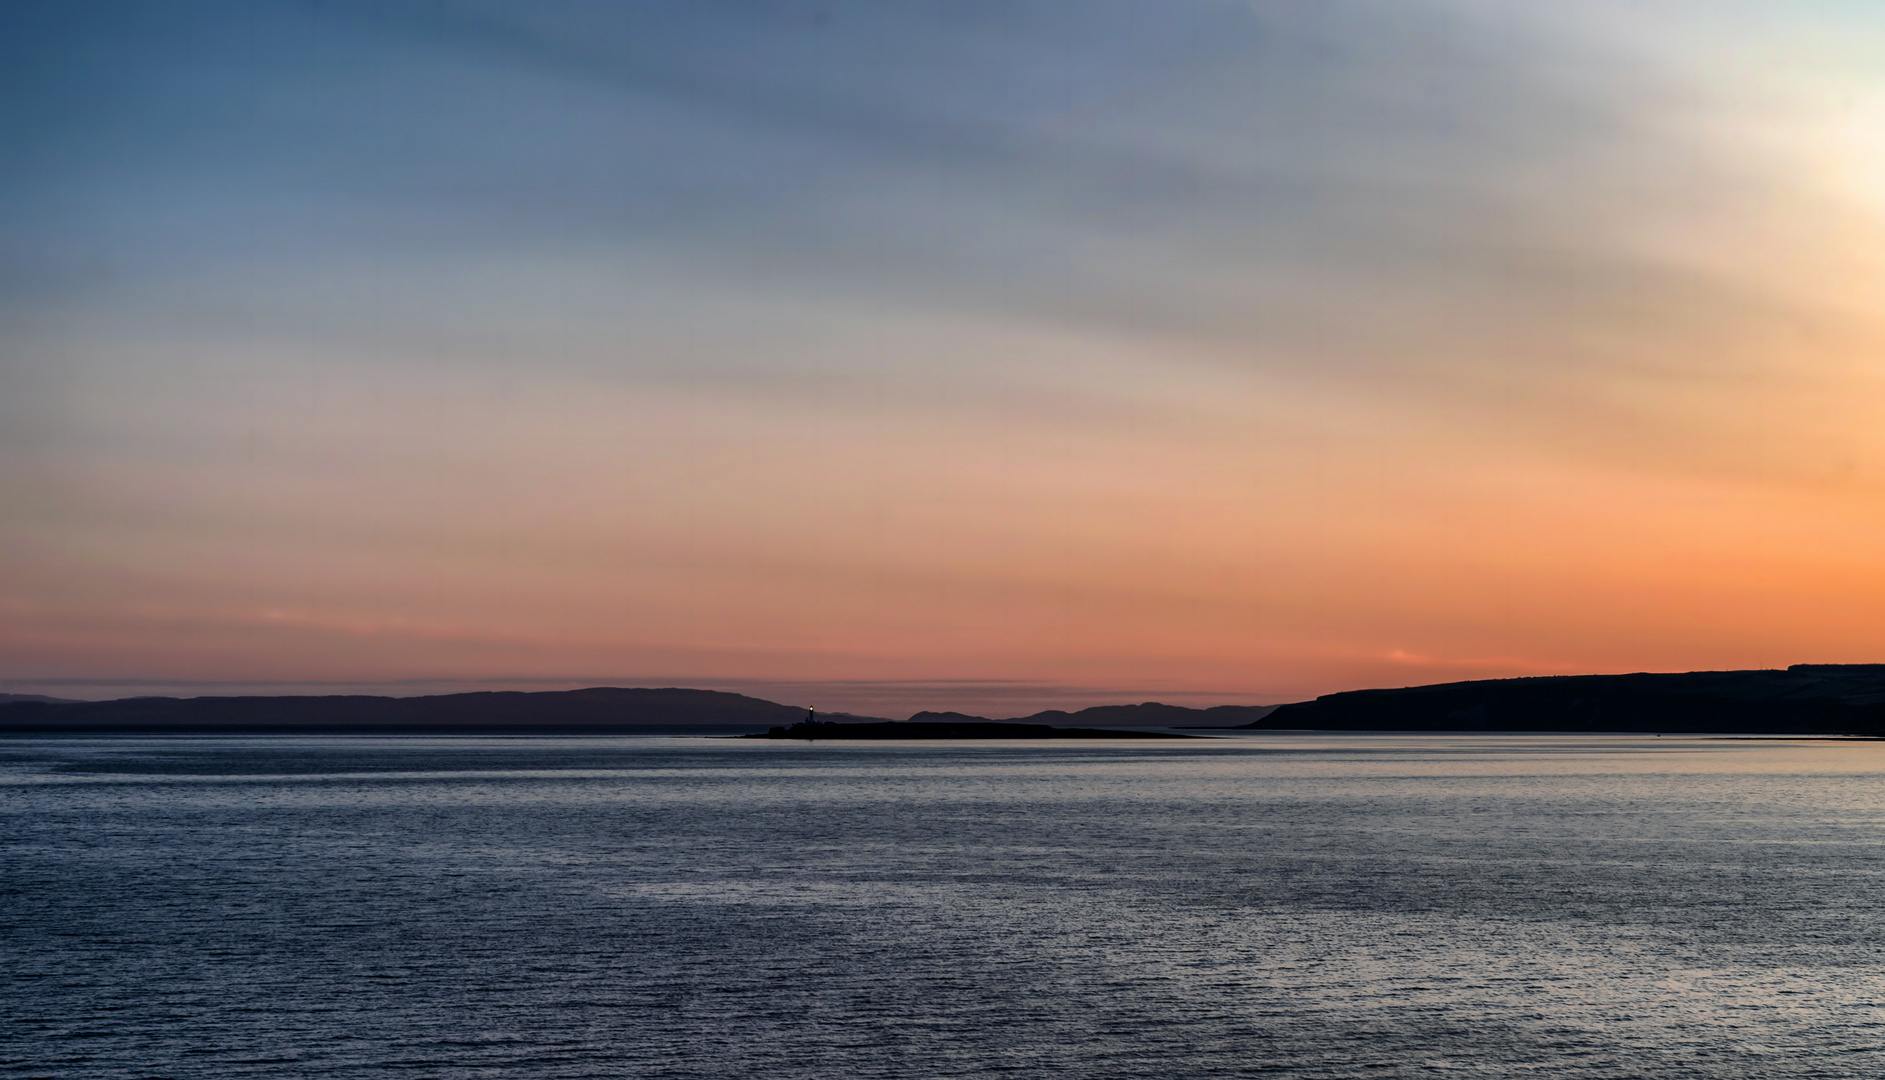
1245, 664, 1885, 734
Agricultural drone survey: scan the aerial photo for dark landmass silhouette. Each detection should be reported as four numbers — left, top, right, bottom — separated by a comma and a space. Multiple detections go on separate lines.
910, 702, 1280, 727
746, 719, 1195, 739
4, 665, 1879, 735
1248, 664, 1885, 734
0, 693, 72, 705
0, 688, 885, 734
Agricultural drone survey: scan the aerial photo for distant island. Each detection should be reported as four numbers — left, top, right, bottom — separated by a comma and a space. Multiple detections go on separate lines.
744, 718, 1195, 740
909, 702, 1279, 728
1, 665, 1880, 735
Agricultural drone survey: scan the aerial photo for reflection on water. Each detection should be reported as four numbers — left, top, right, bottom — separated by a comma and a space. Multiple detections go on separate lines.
6, 734, 1885, 1077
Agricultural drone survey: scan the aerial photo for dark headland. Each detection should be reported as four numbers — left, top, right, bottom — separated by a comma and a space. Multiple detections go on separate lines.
1246, 664, 1885, 735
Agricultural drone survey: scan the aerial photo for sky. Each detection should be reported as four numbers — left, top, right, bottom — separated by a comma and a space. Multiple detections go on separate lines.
5, 1, 1885, 717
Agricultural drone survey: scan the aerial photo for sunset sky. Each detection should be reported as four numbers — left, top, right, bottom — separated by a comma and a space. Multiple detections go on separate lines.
6, 1, 1885, 717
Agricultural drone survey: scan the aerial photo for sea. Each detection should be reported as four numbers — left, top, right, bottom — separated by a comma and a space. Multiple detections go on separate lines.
6, 732, 1885, 1078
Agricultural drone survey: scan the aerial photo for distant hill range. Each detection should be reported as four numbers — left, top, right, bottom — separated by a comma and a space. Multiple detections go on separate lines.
0, 688, 880, 734
3, 666, 1881, 735
1249, 664, 1885, 734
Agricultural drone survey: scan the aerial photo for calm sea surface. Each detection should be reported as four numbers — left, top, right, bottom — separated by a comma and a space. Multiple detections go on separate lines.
6, 733, 1885, 1078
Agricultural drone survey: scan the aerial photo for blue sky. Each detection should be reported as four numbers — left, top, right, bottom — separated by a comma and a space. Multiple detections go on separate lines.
6, 2, 1885, 715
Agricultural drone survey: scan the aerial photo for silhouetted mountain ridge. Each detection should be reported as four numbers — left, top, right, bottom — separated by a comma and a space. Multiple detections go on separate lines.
0, 688, 887, 733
